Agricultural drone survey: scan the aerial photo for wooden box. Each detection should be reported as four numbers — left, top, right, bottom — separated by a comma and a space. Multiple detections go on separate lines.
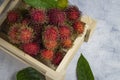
0, 0, 96, 80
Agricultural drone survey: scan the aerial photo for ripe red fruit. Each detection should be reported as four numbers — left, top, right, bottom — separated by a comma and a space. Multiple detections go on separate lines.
62, 38, 72, 48
66, 6, 81, 21
22, 43, 40, 56
44, 40, 57, 50
47, 8, 66, 25
7, 10, 19, 23
30, 9, 47, 24
19, 25, 34, 43
41, 49, 54, 60
52, 52, 63, 65
8, 24, 19, 44
73, 21, 85, 34
43, 25, 59, 50
59, 25, 71, 40
43, 25, 59, 41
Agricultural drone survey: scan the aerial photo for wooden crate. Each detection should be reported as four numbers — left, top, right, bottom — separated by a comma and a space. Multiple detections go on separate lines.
0, 0, 96, 80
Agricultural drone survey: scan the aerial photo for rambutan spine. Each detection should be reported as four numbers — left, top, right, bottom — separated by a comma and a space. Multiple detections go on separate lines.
18, 24, 34, 43
7, 10, 19, 23
42, 25, 59, 50
47, 8, 66, 25
65, 5, 81, 21
30, 8, 47, 24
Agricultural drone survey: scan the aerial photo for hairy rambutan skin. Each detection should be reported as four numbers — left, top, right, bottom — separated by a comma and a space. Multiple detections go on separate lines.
42, 25, 59, 50
65, 6, 81, 21
43, 25, 59, 41
73, 20, 85, 34
7, 10, 19, 23
52, 52, 63, 65
44, 40, 57, 50
58, 25, 73, 49
41, 49, 54, 60
18, 25, 34, 43
62, 38, 72, 48
8, 24, 20, 44
30, 8, 47, 24
59, 25, 72, 40
47, 8, 66, 25
22, 43, 40, 56
8, 23, 34, 44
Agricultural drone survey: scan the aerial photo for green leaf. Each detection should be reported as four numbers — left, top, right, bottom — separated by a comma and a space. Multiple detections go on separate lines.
17, 67, 45, 80
76, 54, 94, 80
57, 0, 68, 9
23, 0, 57, 9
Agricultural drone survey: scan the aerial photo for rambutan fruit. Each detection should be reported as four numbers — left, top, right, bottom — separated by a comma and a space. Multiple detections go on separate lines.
43, 25, 59, 41
30, 8, 47, 24
52, 52, 63, 65
62, 38, 72, 48
44, 40, 57, 50
22, 42, 40, 56
7, 10, 19, 23
41, 49, 54, 60
65, 6, 81, 21
58, 25, 73, 49
73, 20, 85, 34
47, 8, 66, 25
59, 25, 72, 40
42, 25, 59, 50
18, 24, 34, 43
8, 24, 20, 44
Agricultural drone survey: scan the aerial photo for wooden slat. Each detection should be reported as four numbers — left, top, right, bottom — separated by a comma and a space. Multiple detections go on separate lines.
81, 15, 97, 42
0, 46, 29, 65
0, 0, 10, 14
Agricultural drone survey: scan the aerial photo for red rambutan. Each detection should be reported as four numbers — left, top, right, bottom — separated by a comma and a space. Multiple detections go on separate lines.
47, 8, 66, 25
62, 38, 72, 48
18, 24, 34, 43
42, 25, 59, 50
44, 40, 57, 50
7, 10, 19, 23
73, 20, 85, 34
8, 24, 20, 44
43, 25, 59, 41
52, 52, 63, 65
59, 25, 71, 40
65, 6, 81, 21
41, 49, 54, 60
30, 8, 47, 24
22, 42, 40, 56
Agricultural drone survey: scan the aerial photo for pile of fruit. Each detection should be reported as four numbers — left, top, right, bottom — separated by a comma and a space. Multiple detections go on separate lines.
6, 1, 85, 67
